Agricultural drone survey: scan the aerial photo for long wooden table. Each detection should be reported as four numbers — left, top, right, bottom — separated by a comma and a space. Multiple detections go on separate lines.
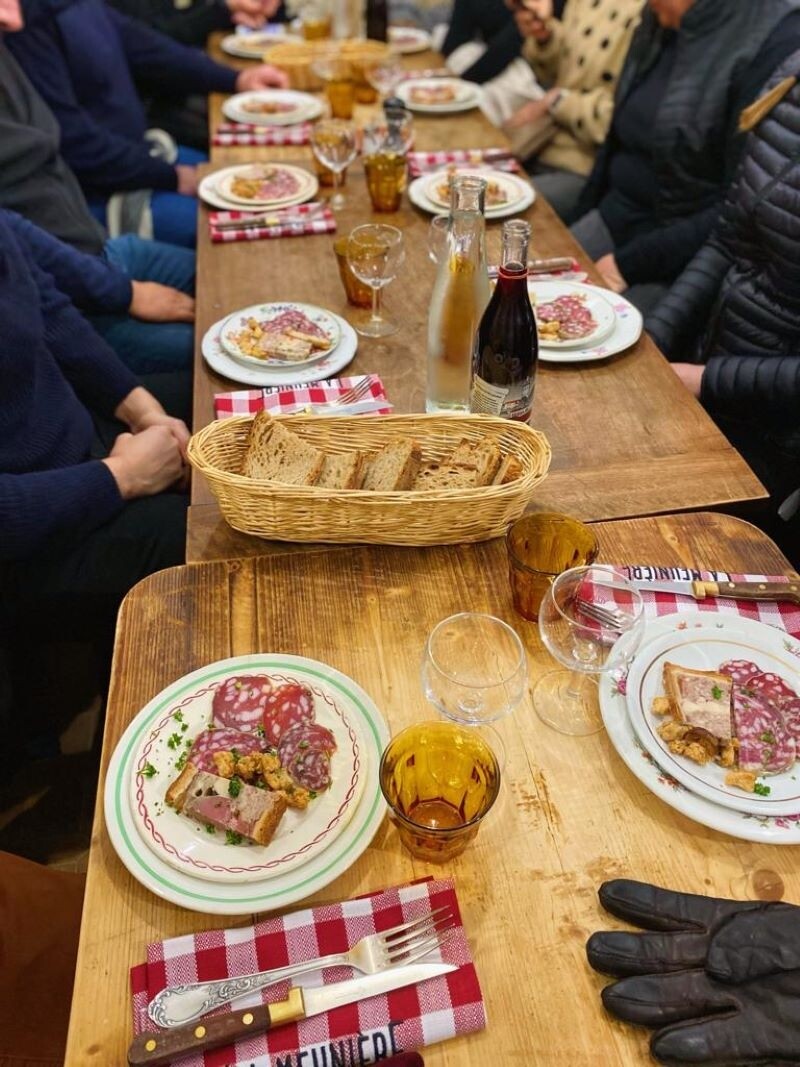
186, 42, 765, 562
66, 513, 800, 1065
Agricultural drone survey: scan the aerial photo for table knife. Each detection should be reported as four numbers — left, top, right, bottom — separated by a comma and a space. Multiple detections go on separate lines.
307, 399, 390, 416
623, 575, 800, 605
128, 961, 455, 1066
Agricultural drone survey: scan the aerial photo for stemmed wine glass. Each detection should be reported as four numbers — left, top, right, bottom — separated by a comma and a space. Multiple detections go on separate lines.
366, 54, 403, 99
310, 119, 358, 211
346, 224, 404, 337
535, 564, 646, 737
427, 214, 449, 263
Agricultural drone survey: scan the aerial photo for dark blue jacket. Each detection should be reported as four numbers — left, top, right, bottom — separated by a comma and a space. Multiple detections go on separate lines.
0, 213, 137, 561
6, 0, 238, 196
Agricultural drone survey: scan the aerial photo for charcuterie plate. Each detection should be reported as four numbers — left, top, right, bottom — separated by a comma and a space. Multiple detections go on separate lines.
105, 655, 389, 913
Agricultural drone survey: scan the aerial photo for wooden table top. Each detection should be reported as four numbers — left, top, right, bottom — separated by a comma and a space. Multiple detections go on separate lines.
187, 42, 764, 562
66, 512, 799, 1066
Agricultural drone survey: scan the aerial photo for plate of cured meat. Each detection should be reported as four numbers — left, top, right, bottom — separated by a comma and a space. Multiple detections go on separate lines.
397, 77, 481, 114
220, 302, 341, 368
222, 89, 323, 126
104, 655, 389, 913
528, 281, 617, 350
199, 164, 318, 211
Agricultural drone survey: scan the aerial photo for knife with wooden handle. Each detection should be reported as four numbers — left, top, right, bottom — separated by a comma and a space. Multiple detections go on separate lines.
128, 962, 455, 1066
621, 575, 800, 605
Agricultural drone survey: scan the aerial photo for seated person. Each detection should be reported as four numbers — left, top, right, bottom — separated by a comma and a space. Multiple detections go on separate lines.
569, 0, 800, 314
647, 52, 800, 559
4, 0, 288, 248
107, 0, 285, 47
442, 0, 522, 84
505, 0, 643, 221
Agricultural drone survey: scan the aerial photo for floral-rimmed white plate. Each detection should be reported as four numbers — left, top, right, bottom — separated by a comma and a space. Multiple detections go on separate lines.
220, 302, 342, 368
215, 163, 317, 208
222, 90, 323, 127
536, 289, 643, 364
397, 78, 481, 114
130, 666, 368, 884
599, 613, 800, 844
104, 655, 390, 915
198, 165, 318, 212
408, 173, 535, 220
420, 167, 528, 213
529, 280, 618, 351
388, 26, 431, 53
221, 26, 290, 58
626, 616, 800, 817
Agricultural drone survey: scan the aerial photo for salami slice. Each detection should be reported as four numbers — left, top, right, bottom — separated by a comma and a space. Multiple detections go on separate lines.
743, 671, 798, 705
718, 660, 761, 685
277, 720, 336, 767
188, 727, 264, 772
288, 748, 332, 791
261, 684, 315, 745
212, 675, 273, 733
731, 688, 795, 774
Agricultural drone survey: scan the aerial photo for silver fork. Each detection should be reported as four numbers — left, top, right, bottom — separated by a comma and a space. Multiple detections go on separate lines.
576, 598, 629, 631
328, 376, 374, 406
148, 905, 455, 1029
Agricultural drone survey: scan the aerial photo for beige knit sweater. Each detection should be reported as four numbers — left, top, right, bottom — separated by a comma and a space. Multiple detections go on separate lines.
523, 0, 644, 176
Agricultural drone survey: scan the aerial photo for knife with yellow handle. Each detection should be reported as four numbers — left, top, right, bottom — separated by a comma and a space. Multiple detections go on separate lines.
128, 962, 455, 1066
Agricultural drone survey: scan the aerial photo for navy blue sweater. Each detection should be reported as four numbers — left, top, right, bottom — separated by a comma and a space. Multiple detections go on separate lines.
7, 0, 238, 196
0, 214, 138, 561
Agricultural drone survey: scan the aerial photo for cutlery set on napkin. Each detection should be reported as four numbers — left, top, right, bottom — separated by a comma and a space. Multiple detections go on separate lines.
214, 375, 393, 419
209, 202, 335, 243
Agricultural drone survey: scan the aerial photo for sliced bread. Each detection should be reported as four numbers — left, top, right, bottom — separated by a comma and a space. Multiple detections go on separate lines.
493, 454, 523, 485
317, 451, 365, 490
361, 439, 422, 491
243, 411, 324, 485
445, 438, 502, 485
414, 463, 479, 491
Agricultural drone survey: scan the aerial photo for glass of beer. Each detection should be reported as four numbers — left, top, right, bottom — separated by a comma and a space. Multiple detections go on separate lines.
333, 236, 373, 307
322, 58, 355, 120
506, 513, 599, 622
364, 151, 406, 212
379, 721, 501, 862
301, 0, 332, 40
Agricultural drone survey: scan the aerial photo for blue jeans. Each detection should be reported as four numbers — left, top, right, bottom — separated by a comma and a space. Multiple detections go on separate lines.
89, 234, 196, 374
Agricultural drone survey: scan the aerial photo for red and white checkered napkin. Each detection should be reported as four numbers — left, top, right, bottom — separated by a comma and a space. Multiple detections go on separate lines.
212, 122, 313, 147
601, 566, 800, 640
407, 149, 520, 178
214, 375, 392, 419
209, 203, 336, 243
130, 878, 485, 1067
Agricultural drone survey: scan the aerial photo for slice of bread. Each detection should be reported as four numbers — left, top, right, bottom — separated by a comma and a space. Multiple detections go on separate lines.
317, 451, 365, 490
243, 411, 324, 485
414, 463, 479, 491
445, 438, 502, 485
493, 454, 523, 485
361, 440, 422, 491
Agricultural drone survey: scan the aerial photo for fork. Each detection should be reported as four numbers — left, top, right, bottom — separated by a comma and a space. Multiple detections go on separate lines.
576, 598, 629, 631
328, 376, 374, 406
148, 905, 455, 1029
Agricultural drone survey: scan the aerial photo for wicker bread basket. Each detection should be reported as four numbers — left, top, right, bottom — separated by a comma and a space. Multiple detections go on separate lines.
267, 39, 390, 90
188, 414, 551, 546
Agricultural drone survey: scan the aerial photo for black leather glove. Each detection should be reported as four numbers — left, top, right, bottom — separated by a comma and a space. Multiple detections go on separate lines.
587, 879, 800, 981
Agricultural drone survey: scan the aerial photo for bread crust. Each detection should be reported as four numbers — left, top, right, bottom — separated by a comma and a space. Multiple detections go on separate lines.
251, 791, 288, 845
165, 762, 198, 812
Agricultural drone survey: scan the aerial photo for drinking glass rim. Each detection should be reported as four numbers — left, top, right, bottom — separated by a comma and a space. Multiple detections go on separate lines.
505, 513, 598, 577
425, 611, 526, 688
348, 222, 403, 245
549, 564, 645, 630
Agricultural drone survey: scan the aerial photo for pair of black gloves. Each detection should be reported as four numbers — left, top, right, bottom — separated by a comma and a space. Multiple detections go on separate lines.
587, 880, 800, 1065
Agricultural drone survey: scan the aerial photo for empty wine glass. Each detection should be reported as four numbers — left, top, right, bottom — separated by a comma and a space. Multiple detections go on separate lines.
427, 214, 449, 263
311, 119, 358, 211
346, 224, 404, 337
535, 564, 646, 737
366, 54, 403, 98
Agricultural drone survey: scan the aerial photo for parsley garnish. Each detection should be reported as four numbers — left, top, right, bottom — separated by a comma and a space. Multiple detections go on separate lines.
167, 732, 182, 750
760, 731, 776, 745
205, 824, 216, 834
256, 724, 265, 738
231, 748, 241, 762
181, 723, 189, 733
228, 776, 242, 799
299, 740, 310, 750
225, 830, 243, 846
142, 763, 157, 779
754, 782, 771, 797
174, 751, 188, 772
173, 710, 184, 723
711, 685, 723, 701
309, 790, 318, 799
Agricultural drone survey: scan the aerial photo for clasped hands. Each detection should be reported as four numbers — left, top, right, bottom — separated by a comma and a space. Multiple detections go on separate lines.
587, 879, 800, 1065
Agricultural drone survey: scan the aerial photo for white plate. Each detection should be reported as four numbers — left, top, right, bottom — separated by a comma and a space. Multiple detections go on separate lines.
220, 26, 291, 58
216, 164, 317, 208
222, 90, 323, 127
130, 663, 367, 884
199, 166, 318, 212
388, 26, 431, 53
203, 311, 357, 387
420, 167, 528, 213
536, 290, 642, 364
529, 280, 618, 351
599, 616, 800, 844
625, 615, 800, 817
220, 302, 342, 368
104, 655, 390, 914
397, 78, 480, 114
408, 173, 535, 220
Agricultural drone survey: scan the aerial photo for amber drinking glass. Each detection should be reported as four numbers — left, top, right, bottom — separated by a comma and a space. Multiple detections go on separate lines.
506, 513, 599, 622
379, 721, 500, 862
301, 1, 332, 40
333, 236, 373, 308
364, 151, 406, 212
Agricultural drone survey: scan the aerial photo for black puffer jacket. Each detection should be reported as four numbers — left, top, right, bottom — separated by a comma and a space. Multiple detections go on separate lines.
647, 50, 800, 492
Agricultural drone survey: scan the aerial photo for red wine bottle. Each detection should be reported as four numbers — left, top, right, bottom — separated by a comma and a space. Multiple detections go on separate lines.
470, 219, 538, 422
365, 0, 388, 41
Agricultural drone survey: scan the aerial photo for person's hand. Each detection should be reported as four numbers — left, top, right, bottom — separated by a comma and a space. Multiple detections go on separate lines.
102, 426, 184, 499
504, 89, 558, 129
671, 362, 705, 398
236, 64, 290, 92
595, 252, 627, 294
129, 281, 195, 324
175, 164, 199, 197
513, 0, 552, 42
226, 0, 267, 27
113, 387, 190, 457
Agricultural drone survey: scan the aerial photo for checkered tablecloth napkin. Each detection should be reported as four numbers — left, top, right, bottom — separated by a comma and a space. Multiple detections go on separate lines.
407, 149, 520, 177
130, 878, 485, 1067
209, 202, 335, 243
592, 566, 800, 640
212, 122, 313, 147
214, 375, 392, 419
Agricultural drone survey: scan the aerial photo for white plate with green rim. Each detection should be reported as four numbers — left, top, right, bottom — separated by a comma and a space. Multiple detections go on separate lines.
104, 655, 389, 914
128, 663, 369, 884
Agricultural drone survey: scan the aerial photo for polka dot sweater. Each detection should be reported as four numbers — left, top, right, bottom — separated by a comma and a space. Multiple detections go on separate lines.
523, 0, 643, 176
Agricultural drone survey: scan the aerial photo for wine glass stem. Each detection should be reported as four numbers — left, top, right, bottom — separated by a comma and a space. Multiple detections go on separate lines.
565, 672, 586, 701
331, 168, 344, 210
370, 284, 382, 324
